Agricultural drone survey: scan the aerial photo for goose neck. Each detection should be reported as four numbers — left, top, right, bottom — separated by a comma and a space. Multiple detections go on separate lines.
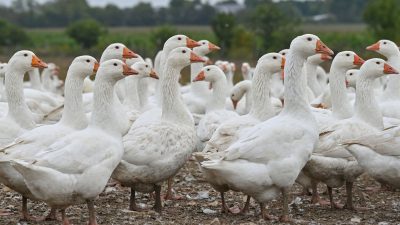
123, 76, 141, 111
5, 67, 35, 128
249, 66, 274, 120
206, 78, 227, 112
382, 53, 400, 101
329, 65, 353, 119
354, 76, 383, 129
90, 77, 121, 137
161, 65, 193, 125
138, 78, 149, 109
190, 62, 209, 95
306, 63, 322, 96
281, 52, 314, 120
59, 70, 87, 129
28, 69, 42, 90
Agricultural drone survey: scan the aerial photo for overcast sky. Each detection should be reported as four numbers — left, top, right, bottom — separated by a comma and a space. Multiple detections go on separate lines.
1, 0, 246, 8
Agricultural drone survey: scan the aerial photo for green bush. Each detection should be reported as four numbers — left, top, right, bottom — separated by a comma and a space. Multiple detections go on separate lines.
66, 19, 106, 49
150, 25, 178, 51
0, 20, 29, 46
211, 13, 236, 57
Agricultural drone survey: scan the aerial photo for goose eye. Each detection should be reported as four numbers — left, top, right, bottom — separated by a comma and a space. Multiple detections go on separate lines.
282, 53, 285, 55
307, 37, 312, 41
24, 53, 28, 57
178, 37, 182, 40
113, 63, 118, 66
383, 42, 387, 44
115, 46, 119, 49
376, 62, 380, 65
182, 50, 186, 53
207, 68, 210, 71
346, 54, 350, 57
273, 56, 277, 59
86, 59, 90, 63
350, 73, 353, 76
145, 65, 148, 68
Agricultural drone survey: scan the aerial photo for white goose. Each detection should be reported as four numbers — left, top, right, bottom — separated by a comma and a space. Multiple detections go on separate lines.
11, 59, 137, 225
0, 51, 47, 147
366, 40, 400, 119
241, 62, 253, 80
194, 52, 285, 214
194, 65, 239, 151
303, 58, 398, 210
200, 35, 333, 221
112, 47, 203, 212
230, 80, 252, 115
0, 55, 98, 221
306, 53, 331, 97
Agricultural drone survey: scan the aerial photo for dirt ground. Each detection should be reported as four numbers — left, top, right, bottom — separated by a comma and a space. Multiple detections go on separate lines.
0, 160, 399, 225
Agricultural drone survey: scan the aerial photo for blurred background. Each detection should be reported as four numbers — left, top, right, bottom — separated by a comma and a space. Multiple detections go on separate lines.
0, 0, 397, 81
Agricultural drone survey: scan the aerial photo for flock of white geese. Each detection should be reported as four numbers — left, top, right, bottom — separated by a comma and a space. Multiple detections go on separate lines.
0, 34, 399, 224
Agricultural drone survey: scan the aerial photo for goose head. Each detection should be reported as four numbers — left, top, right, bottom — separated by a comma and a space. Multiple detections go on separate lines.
230, 80, 251, 110
69, 56, 99, 79
100, 43, 137, 63
279, 49, 289, 57
360, 58, 398, 80
193, 65, 225, 83
332, 51, 365, 69
0, 63, 7, 78
291, 34, 334, 57
8, 50, 47, 72
345, 69, 359, 88
166, 47, 205, 68
366, 40, 399, 57
307, 53, 332, 65
164, 35, 200, 52
194, 40, 220, 55
98, 59, 138, 82
258, 53, 286, 74
131, 61, 159, 80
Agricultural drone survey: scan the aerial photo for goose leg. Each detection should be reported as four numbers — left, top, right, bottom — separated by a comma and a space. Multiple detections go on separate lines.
153, 185, 162, 213
240, 195, 251, 214
61, 209, 70, 225
43, 208, 58, 221
259, 203, 275, 220
87, 199, 98, 225
343, 181, 354, 210
20, 196, 39, 221
279, 188, 291, 222
220, 192, 229, 213
129, 187, 144, 211
327, 186, 342, 209
311, 181, 329, 206
164, 177, 183, 200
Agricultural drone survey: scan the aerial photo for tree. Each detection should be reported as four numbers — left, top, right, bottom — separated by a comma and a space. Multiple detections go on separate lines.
0, 19, 29, 46
364, 0, 400, 42
150, 25, 178, 50
211, 13, 236, 56
66, 19, 106, 48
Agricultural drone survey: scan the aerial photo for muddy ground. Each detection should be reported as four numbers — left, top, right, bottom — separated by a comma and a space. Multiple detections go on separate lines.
0, 160, 399, 225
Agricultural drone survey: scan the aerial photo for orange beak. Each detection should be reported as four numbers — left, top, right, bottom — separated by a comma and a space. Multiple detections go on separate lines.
315, 40, 334, 56
193, 70, 205, 82
320, 54, 332, 61
353, 54, 365, 66
186, 38, 201, 48
231, 98, 238, 110
366, 42, 380, 51
122, 63, 138, 76
31, 55, 48, 69
281, 57, 286, 69
208, 42, 221, 51
93, 62, 99, 73
149, 69, 159, 79
384, 63, 399, 74
123, 47, 138, 59
190, 52, 205, 63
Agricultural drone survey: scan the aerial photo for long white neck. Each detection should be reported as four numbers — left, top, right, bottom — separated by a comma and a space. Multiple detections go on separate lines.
329, 64, 353, 119
28, 68, 42, 90
244, 83, 252, 113
59, 69, 87, 129
381, 52, 400, 100
123, 76, 141, 111
41, 69, 53, 91
206, 78, 228, 112
190, 62, 209, 95
5, 66, 35, 129
226, 71, 234, 91
354, 76, 383, 130
161, 64, 193, 125
249, 66, 274, 121
90, 76, 121, 137
281, 52, 314, 120
0, 77, 4, 98
306, 63, 322, 97
138, 78, 150, 109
